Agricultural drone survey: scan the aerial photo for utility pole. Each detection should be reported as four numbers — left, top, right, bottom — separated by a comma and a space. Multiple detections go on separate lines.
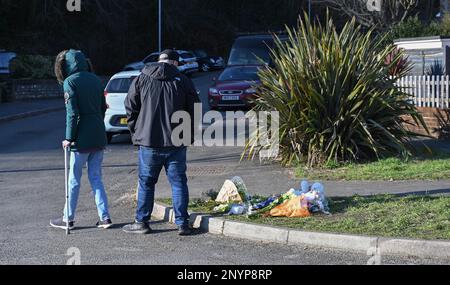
308, 0, 312, 19
442, 0, 450, 16
158, 0, 162, 52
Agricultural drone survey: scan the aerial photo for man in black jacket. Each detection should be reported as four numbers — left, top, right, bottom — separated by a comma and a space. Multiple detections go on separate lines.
123, 49, 200, 235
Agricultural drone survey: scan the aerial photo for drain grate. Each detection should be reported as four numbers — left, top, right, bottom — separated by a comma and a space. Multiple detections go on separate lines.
187, 165, 228, 176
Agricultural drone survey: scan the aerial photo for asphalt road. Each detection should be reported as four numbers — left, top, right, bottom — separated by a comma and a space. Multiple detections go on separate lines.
0, 71, 448, 265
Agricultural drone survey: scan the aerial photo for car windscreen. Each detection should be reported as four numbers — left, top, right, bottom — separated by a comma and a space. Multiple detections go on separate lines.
218, 67, 260, 81
194, 50, 208, 58
180, 53, 195, 59
228, 38, 274, 66
106, 77, 137, 93
0, 53, 16, 68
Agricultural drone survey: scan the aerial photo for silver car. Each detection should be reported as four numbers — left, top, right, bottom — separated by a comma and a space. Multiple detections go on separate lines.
123, 50, 198, 75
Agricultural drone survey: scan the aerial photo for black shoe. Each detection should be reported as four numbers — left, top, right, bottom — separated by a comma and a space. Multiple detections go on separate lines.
50, 218, 75, 231
178, 224, 193, 236
96, 219, 113, 229
122, 222, 151, 234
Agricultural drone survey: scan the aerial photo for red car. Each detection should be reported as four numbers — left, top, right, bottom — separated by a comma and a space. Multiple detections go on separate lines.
208, 65, 261, 110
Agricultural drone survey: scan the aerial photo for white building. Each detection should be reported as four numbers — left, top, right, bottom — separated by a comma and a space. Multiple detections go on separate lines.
394, 36, 450, 75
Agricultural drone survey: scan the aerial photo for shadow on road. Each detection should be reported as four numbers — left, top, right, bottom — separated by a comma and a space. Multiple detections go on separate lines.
393, 188, 450, 197
0, 163, 138, 174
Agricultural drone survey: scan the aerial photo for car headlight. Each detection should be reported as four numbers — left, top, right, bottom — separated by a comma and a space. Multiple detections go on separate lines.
210, 58, 215, 63
245, 88, 257, 94
209, 88, 219, 95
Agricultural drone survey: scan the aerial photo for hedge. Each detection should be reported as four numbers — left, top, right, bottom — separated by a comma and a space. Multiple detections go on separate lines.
9, 55, 55, 80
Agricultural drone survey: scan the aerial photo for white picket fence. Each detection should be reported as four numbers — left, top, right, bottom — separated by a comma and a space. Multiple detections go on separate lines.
397, 76, 450, 109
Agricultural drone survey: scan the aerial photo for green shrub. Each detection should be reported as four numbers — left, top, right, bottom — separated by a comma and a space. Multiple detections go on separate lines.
390, 16, 438, 40
9, 55, 55, 79
243, 15, 427, 167
437, 14, 450, 37
426, 60, 445, 76
389, 14, 450, 41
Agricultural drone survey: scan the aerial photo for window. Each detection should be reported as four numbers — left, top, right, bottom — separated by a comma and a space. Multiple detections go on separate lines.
404, 49, 444, 75
194, 50, 208, 58
0, 52, 16, 71
228, 38, 275, 66
106, 77, 137, 93
180, 53, 195, 59
218, 66, 260, 81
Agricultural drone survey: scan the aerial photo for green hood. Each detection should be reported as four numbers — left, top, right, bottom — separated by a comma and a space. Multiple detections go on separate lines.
64, 49, 88, 77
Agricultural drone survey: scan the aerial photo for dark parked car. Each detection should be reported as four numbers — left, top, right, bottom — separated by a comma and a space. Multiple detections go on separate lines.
192, 49, 225, 72
208, 65, 261, 110
227, 34, 286, 67
207, 34, 287, 110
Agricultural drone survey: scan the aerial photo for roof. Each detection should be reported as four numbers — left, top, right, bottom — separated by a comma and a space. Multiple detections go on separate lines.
111, 70, 141, 79
235, 34, 277, 40
234, 34, 288, 43
224, 64, 262, 69
395, 36, 450, 51
394, 36, 450, 43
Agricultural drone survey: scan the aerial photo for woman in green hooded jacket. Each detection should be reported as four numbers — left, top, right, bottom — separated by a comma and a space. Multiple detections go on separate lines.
50, 49, 112, 231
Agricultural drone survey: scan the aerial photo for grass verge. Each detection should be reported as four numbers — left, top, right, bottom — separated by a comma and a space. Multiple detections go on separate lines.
157, 198, 221, 214
158, 195, 450, 240
295, 156, 450, 181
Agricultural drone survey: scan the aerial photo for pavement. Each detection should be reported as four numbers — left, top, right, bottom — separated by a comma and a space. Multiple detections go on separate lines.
0, 99, 64, 123
0, 71, 449, 265
152, 203, 450, 260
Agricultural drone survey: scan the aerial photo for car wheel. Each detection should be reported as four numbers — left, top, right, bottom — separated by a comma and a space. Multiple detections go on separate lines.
201, 63, 210, 72
106, 132, 114, 144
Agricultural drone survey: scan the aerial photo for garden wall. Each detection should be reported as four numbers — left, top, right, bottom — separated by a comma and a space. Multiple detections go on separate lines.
404, 107, 450, 138
8, 77, 110, 101
11, 79, 63, 100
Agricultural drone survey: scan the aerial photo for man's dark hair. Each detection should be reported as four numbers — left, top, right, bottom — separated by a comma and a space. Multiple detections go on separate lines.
54, 50, 69, 84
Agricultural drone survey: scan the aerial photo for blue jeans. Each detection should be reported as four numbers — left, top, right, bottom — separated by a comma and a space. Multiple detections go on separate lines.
63, 151, 110, 222
136, 147, 189, 226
